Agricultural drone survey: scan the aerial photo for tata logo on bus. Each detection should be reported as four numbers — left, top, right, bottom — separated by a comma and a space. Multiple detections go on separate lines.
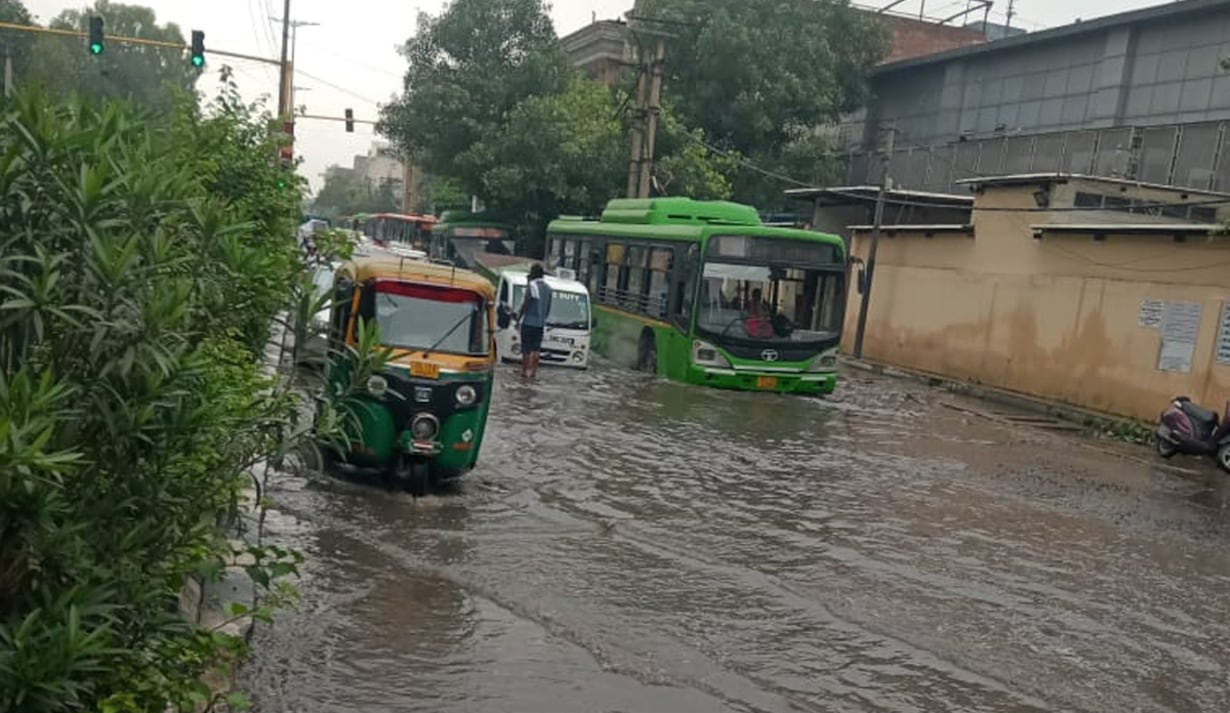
761, 349, 780, 362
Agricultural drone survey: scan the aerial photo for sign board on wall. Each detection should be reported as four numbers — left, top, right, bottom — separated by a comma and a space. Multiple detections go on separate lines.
1216, 302, 1230, 366
1138, 299, 1164, 329
1157, 301, 1203, 373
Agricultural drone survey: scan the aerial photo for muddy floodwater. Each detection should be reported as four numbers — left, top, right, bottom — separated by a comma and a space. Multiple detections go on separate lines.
240, 362, 1230, 713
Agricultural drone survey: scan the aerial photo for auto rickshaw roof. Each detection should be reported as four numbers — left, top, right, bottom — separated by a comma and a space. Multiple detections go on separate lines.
341, 256, 496, 300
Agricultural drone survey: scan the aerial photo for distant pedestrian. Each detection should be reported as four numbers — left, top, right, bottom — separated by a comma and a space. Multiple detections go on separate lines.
517, 263, 553, 379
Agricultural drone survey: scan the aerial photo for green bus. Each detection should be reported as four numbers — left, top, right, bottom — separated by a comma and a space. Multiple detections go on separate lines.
545, 197, 847, 395
430, 211, 517, 268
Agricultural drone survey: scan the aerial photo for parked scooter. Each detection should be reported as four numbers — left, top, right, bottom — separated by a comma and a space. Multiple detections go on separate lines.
1155, 396, 1230, 472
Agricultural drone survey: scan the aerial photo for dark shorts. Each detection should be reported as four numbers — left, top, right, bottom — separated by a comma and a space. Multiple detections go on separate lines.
520, 324, 544, 353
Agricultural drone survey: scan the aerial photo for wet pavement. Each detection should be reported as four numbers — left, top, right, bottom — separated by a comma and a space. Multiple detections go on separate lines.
240, 361, 1230, 713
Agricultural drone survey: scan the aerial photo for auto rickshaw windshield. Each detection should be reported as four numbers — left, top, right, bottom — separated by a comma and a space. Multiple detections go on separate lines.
372, 280, 489, 356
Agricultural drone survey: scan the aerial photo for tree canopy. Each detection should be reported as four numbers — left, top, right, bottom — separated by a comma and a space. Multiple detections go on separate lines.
632, 0, 888, 206
311, 166, 401, 221
4, 0, 201, 114
379, 0, 735, 254
379, 0, 572, 185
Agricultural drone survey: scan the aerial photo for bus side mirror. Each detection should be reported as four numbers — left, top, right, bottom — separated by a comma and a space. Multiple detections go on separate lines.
856, 267, 866, 295
496, 303, 512, 329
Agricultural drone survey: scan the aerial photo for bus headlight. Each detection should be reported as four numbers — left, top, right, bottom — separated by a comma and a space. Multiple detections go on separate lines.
455, 384, 477, 406
808, 353, 838, 372
692, 340, 731, 368
367, 375, 389, 397
410, 413, 440, 440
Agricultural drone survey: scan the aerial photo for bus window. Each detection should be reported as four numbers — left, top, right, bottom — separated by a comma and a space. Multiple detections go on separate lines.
603, 243, 623, 304
587, 243, 604, 297
563, 239, 577, 270
624, 245, 647, 313
815, 272, 843, 332
671, 244, 698, 330
649, 248, 672, 320
575, 240, 590, 284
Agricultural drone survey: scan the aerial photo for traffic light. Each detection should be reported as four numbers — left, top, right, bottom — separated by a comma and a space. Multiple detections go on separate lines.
189, 30, 205, 68
88, 16, 104, 55
344, 108, 354, 133
278, 120, 294, 165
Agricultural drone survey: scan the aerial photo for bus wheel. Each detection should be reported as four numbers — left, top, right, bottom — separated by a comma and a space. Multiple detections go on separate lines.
637, 330, 658, 374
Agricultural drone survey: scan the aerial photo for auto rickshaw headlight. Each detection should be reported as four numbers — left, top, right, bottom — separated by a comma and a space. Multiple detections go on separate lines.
367, 375, 389, 397
411, 413, 440, 440
455, 384, 477, 406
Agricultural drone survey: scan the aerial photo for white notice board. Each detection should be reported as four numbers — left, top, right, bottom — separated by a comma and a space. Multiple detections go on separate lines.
1216, 302, 1230, 367
1157, 301, 1203, 373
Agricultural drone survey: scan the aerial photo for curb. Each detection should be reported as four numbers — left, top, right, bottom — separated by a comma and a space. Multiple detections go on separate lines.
172, 310, 290, 712
839, 355, 1145, 432
839, 356, 1213, 478
174, 488, 259, 713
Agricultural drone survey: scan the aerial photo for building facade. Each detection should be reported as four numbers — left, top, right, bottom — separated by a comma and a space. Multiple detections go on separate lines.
562, 19, 630, 87
847, 0, 1230, 195
558, 10, 989, 90
842, 173, 1230, 420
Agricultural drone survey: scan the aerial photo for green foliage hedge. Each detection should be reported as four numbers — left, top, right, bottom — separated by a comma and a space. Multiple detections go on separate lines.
0, 73, 303, 712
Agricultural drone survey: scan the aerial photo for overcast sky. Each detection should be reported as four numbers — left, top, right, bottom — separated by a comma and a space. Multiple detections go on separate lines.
23, 0, 1164, 194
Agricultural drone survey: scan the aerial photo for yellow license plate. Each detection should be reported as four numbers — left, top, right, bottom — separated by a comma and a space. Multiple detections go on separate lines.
410, 361, 440, 380
755, 376, 778, 390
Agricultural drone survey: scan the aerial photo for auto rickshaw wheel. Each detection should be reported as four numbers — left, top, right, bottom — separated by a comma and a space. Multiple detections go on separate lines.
395, 457, 430, 497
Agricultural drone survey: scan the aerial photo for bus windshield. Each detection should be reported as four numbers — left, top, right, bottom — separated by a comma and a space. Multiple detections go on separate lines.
372, 282, 489, 356
695, 262, 843, 345
451, 236, 516, 268
512, 285, 591, 330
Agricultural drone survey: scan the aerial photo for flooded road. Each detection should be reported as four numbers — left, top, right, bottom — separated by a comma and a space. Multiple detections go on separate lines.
240, 362, 1230, 713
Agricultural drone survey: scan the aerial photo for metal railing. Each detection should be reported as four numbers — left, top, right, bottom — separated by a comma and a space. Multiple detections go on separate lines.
595, 285, 668, 320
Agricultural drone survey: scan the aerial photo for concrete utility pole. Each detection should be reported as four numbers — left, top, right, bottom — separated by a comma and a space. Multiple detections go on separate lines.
3, 43, 12, 98
852, 125, 896, 360
625, 55, 648, 198
637, 38, 665, 199
272, 10, 318, 119
626, 35, 666, 199
276, 0, 292, 119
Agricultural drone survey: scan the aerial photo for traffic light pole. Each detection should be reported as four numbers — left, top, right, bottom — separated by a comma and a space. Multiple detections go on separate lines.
0, 20, 280, 67
298, 113, 375, 126
277, 0, 292, 119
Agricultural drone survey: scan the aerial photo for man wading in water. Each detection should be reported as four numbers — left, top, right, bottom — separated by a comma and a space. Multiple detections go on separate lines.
516, 263, 553, 379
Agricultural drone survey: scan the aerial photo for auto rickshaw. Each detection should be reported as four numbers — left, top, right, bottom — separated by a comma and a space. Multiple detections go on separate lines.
317, 255, 497, 494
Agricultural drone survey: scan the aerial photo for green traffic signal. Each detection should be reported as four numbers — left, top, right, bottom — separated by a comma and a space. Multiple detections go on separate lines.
88, 16, 104, 55
190, 30, 205, 68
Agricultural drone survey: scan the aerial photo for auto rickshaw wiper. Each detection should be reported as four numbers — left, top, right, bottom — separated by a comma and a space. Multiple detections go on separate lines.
422, 305, 478, 358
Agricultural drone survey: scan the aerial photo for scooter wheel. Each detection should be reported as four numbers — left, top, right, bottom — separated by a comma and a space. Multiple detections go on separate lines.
1217, 443, 1230, 473
1156, 434, 1178, 459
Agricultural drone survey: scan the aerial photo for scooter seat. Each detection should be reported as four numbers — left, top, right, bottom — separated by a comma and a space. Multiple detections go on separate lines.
1181, 402, 1219, 427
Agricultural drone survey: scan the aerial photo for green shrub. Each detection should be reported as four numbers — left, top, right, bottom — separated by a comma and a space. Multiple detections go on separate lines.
0, 75, 304, 712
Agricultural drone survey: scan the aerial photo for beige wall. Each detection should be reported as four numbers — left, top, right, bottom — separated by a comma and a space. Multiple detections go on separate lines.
845, 185, 1230, 419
